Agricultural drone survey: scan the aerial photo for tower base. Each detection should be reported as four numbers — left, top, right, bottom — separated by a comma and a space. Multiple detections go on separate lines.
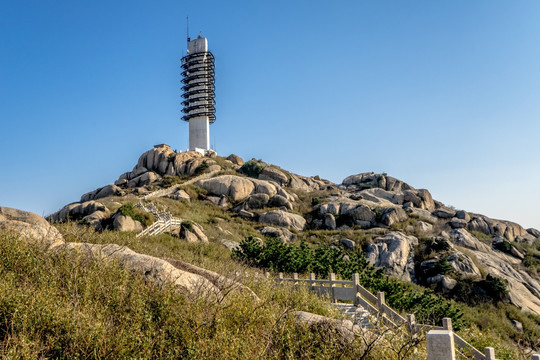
189, 116, 210, 152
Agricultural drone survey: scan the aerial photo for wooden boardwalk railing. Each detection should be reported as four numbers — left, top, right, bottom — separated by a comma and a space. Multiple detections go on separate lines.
268, 272, 539, 360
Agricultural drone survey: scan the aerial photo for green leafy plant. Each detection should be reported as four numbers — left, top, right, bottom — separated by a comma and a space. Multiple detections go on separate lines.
239, 161, 264, 178
233, 237, 464, 329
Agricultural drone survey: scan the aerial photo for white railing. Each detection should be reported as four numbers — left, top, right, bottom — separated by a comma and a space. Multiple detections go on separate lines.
135, 201, 183, 238
269, 272, 532, 360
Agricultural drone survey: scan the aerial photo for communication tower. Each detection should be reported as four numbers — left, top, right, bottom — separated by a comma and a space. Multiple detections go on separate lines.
181, 34, 215, 153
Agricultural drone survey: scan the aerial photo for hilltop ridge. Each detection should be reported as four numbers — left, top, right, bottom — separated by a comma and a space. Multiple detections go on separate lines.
47, 144, 540, 318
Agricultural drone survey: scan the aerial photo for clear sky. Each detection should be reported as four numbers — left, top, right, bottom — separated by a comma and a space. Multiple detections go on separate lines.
1, 1, 539, 229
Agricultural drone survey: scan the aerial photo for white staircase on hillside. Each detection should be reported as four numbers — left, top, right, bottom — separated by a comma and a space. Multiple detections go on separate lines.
135, 201, 183, 238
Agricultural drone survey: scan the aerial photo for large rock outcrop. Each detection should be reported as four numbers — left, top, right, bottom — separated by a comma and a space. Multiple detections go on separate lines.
259, 210, 306, 231
197, 175, 295, 203
365, 232, 418, 281
0, 207, 64, 247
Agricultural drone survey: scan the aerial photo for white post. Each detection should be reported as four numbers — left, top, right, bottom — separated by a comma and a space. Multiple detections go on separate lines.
329, 273, 336, 303
484, 347, 496, 360
352, 273, 360, 306
309, 273, 315, 291
427, 330, 456, 360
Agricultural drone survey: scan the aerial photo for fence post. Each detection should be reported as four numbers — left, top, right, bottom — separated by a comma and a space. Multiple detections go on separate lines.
532, 355, 540, 360
427, 329, 456, 360
377, 292, 385, 315
293, 272, 299, 285
407, 314, 416, 334
278, 272, 283, 283
329, 273, 336, 303
309, 273, 315, 291
352, 273, 360, 306
484, 347, 496, 360
442, 318, 453, 331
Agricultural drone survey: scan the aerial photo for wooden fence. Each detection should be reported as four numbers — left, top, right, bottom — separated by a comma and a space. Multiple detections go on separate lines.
269, 272, 539, 360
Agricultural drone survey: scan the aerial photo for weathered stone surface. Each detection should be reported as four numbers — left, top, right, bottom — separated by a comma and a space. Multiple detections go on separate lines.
49, 201, 109, 223
245, 193, 270, 209
127, 171, 160, 188
427, 274, 457, 291
0, 207, 64, 247
112, 214, 143, 232
515, 233, 537, 246
449, 229, 491, 252
432, 207, 456, 219
402, 190, 422, 208
324, 213, 336, 230
406, 208, 438, 223
449, 218, 468, 229
472, 250, 540, 315
136, 144, 175, 175
339, 238, 355, 250
259, 226, 294, 242
238, 210, 255, 219
259, 210, 306, 231
418, 221, 433, 233
169, 189, 191, 202
358, 188, 403, 205
380, 207, 408, 226
467, 216, 527, 242
342, 172, 415, 192
268, 194, 293, 210
447, 252, 481, 279
81, 184, 122, 202
259, 167, 288, 186
181, 229, 199, 243
173, 151, 203, 176
191, 223, 209, 243
220, 239, 240, 251
226, 154, 244, 166
527, 228, 540, 238
250, 178, 279, 197
511, 320, 523, 332
287, 173, 331, 192
198, 175, 255, 201
347, 204, 377, 223
417, 189, 435, 212
82, 210, 109, 230
455, 210, 471, 222
295, 311, 359, 343
60, 242, 220, 299
365, 232, 418, 281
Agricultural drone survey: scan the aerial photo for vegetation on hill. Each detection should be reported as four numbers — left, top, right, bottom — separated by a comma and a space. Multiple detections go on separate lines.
232, 236, 465, 329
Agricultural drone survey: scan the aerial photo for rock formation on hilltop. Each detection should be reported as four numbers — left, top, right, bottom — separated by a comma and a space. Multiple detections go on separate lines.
45, 144, 540, 316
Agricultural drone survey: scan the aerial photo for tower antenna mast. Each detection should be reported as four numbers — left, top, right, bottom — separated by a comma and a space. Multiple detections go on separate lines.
186, 16, 190, 45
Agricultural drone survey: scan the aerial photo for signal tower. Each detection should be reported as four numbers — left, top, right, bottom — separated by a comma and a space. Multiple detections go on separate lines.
181, 33, 215, 153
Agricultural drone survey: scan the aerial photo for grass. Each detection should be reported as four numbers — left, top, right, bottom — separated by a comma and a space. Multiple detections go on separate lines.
0, 229, 438, 359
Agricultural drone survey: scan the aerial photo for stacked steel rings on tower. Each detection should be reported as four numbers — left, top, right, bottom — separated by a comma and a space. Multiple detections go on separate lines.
181, 50, 215, 122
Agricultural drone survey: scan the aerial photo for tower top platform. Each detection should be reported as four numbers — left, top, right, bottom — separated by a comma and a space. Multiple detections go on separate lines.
187, 36, 208, 54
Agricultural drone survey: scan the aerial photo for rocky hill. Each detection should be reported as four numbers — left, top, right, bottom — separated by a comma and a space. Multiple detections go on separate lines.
4, 143, 539, 357
47, 144, 540, 319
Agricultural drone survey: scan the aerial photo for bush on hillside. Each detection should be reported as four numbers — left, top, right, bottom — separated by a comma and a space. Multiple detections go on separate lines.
233, 237, 464, 329
117, 203, 155, 227
239, 161, 264, 178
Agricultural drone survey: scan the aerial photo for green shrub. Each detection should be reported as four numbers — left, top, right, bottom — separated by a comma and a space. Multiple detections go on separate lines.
233, 237, 464, 329
117, 203, 155, 227
239, 161, 264, 178
180, 220, 193, 232
493, 240, 512, 254
311, 197, 321, 206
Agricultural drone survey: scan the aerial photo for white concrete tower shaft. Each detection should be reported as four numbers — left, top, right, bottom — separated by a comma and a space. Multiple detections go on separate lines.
181, 36, 216, 153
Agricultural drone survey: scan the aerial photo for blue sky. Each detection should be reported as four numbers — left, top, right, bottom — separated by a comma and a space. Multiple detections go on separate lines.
1, 1, 539, 229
